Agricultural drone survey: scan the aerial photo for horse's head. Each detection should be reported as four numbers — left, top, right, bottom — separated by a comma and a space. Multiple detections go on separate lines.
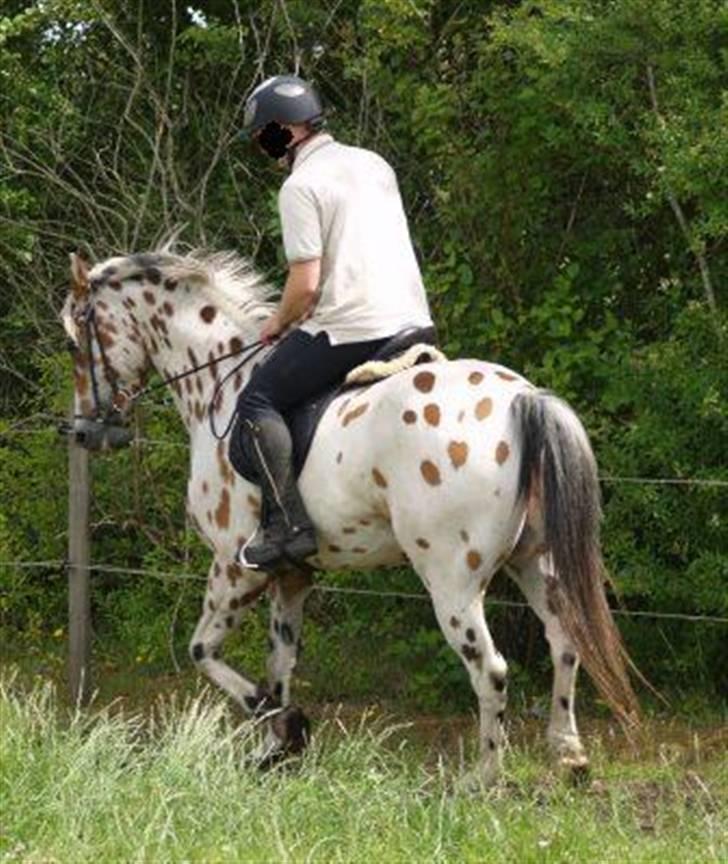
62, 252, 147, 451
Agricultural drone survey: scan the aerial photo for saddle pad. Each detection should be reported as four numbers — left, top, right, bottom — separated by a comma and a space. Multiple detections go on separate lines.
345, 343, 447, 384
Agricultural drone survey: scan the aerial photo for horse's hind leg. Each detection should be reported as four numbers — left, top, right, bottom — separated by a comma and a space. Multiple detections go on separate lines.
505, 554, 588, 772
266, 567, 313, 706
425, 572, 508, 788
253, 566, 314, 762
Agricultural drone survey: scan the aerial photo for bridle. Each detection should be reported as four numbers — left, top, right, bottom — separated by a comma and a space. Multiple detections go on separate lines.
80, 304, 125, 419
67, 295, 268, 449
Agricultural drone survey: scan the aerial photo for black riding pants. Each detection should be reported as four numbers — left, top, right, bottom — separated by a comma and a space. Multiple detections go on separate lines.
229, 329, 388, 477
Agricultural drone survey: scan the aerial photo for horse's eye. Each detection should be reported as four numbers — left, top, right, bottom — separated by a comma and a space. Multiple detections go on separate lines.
66, 337, 79, 353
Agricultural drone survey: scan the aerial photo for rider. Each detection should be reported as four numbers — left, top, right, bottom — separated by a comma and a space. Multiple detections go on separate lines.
231, 74, 433, 570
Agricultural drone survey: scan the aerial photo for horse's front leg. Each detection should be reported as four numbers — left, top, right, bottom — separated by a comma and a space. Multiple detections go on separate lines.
189, 558, 270, 713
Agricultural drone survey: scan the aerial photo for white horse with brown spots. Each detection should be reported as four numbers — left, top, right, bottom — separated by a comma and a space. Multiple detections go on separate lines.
62, 250, 638, 786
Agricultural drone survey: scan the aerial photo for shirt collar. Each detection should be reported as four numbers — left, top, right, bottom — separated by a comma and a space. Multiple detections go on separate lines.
291, 133, 334, 171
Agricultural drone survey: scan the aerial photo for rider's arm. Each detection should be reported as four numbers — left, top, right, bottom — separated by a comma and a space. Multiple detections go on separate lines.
278, 258, 321, 327
262, 181, 323, 342
261, 259, 320, 342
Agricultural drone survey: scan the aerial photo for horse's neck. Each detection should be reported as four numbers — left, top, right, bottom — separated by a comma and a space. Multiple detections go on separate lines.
141, 284, 268, 436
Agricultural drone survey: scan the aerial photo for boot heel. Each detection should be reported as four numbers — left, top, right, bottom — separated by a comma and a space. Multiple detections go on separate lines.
283, 527, 318, 562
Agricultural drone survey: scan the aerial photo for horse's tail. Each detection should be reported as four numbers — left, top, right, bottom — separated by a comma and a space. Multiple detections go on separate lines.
511, 389, 640, 730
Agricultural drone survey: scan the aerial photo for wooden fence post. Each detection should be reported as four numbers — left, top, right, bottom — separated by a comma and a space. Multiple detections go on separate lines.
68, 429, 91, 705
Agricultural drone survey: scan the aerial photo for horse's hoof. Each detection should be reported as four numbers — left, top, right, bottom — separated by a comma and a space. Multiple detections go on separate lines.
455, 766, 501, 796
271, 705, 311, 756
559, 754, 591, 786
250, 706, 311, 772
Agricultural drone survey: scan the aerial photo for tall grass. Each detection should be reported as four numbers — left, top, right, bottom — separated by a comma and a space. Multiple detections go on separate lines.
0, 672, 725, 863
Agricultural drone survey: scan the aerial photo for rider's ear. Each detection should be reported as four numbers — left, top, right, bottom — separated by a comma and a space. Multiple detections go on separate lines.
69, 249, 92, 299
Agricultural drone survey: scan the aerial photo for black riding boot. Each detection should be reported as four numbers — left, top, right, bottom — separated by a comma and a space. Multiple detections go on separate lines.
239, 415, 318, 569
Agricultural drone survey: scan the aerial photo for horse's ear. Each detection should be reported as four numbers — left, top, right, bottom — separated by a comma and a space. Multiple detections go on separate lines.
69, 250, 91, 298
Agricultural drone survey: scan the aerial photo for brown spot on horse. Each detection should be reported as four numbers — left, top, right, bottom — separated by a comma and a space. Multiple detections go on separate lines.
475, 398, 493, 420
416, 538, 430, 550
413, 370, 435, 393
448, 440, 469, 468
342, 403, 369, 426
226, 562, 242, 585
402, 409, 417, 424
372, 468, 388, 488
420, 460, 441, 486
200, 306, 217, 323
217, 440, 235, 485
467, 549, 482, 571
74, 371, 89, 396
468, 371, 484, 385
495, 441, 510, 465
423, 404, 441, 426
215, 488, 230, 530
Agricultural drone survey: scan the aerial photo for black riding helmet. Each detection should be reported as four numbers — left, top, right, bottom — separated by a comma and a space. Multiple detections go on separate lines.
241, 75, 324, 139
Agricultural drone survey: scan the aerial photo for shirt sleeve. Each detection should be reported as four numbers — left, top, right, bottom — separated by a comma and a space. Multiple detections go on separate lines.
278, 182, 323, 263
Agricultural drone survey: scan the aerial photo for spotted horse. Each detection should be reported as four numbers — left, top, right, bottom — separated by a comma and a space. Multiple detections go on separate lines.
62, 249, 639, 787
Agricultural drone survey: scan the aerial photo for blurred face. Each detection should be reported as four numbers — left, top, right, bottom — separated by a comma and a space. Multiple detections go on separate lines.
255, 123, 311, 163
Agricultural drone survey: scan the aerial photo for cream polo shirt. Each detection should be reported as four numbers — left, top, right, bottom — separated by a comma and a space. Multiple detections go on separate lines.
278, 134, 433, 345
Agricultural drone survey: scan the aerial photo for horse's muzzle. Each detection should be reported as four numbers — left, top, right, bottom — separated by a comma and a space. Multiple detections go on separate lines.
70, 417, 134, 451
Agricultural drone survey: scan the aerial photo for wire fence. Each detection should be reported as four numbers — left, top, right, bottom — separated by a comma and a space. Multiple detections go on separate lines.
1, 423, 726, 626
1, 558, 726, 625
2, 424, 727, 488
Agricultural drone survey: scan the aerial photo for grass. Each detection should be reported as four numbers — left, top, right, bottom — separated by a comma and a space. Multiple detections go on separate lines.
0, 670, 725, 864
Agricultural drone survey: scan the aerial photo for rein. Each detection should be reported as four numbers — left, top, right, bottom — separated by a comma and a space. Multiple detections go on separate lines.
207, 341, 268, 441
128, 340, 266, 408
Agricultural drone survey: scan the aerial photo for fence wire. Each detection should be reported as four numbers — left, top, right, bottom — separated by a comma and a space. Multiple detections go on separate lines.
2, 425, 727, 488
1, 559, 726, 625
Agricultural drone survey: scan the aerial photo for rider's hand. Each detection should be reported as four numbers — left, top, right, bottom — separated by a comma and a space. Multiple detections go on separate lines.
260, 312, 284, 345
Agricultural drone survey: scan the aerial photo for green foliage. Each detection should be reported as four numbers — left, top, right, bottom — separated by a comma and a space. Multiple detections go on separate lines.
0, 0, 726, 705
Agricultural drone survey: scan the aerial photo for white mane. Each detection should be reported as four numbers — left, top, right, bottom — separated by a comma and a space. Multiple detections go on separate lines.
88, 249, 277, 332
163, 251, 277, 330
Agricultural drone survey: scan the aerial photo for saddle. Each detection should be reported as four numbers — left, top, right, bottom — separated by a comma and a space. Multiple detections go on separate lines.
229, 326, 440, 483
286, 325, 440, 477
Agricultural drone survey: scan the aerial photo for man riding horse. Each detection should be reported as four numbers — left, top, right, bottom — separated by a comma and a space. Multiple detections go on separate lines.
230, 75, 434, 571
